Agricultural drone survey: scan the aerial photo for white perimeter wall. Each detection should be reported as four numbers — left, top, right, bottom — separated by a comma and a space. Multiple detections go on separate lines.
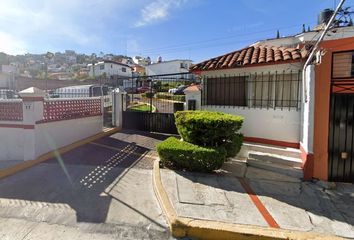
0, 125, 24, 161
35, 115, 103, 158
203, 106, 301, 144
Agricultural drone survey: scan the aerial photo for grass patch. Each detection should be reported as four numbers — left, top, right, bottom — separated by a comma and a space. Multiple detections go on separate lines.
128, 103, 156, 112
156, 92, 185, 102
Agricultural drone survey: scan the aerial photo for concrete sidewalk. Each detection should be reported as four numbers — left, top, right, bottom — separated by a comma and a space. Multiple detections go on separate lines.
160, 167, 354, 239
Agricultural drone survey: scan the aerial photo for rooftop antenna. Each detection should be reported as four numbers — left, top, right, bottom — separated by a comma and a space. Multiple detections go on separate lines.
302, 24, 306, 32
276, 30, 280, 38
302, 0, 345, 102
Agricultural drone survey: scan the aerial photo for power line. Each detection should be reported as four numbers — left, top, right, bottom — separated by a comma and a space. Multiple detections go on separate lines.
140, 37, 261, 56
136, 22, 316, 55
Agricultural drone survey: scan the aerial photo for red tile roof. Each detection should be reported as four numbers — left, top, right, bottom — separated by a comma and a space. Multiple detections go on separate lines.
190, 45, 309, 72
184, 84, 201, 93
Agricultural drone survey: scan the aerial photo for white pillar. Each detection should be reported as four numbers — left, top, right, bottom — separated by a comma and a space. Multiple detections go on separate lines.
300, 65, 315, 154
112, 89, 125, 129
18, 87, 45, 160
184, 88, 201, 110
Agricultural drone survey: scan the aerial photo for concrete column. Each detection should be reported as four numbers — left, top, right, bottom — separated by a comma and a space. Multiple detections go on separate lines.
112, 89, 125, 129
184, 88, 201, 110
300, 65, 315, 154
18, 87, 45, 161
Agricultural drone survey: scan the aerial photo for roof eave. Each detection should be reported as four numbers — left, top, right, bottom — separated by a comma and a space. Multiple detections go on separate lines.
190, 58, 305, 73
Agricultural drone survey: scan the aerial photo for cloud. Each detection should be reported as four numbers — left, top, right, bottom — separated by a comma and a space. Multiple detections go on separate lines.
0, 0, 136, 54
0, 32, 27, 55
135, 0, 188, 27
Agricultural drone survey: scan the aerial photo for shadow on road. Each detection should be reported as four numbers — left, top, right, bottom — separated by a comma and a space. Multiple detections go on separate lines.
0, 130, 168, 224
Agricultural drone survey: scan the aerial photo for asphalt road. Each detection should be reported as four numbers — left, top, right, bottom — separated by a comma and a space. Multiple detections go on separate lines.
0, 130, 179, 240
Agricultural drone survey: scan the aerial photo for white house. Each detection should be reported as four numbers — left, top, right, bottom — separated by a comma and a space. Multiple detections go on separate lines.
190, 24, 354, 182
87, 60, 132, 79
254, 25, 354, 48
145, 59, 192, 76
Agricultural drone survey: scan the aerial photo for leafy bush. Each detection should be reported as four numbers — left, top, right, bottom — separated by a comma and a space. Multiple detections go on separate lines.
224, 133, 244, 157
175, 111, 243, 157
156, 92, 185, 102
145, 92, 155, 98
157, 137, 226, 172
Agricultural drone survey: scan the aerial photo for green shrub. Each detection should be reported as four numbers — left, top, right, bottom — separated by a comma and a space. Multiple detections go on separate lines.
156, 92, 185, 102
175, 111, 243, 157
157, 137, 226, 172
172, 95, 185, 102
145, 92, 155, 98
156, 92, 172, 100
224, 133, 244, 157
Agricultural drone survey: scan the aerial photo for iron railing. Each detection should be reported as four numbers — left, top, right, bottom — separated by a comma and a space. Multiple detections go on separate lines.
201, 70, 302, 111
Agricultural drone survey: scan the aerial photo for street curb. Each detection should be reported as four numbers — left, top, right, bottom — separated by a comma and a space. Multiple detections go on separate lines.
152, 160, 344, 240
0, 127, 120, 180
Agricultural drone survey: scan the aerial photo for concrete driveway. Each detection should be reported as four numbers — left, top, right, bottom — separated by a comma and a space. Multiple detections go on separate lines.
0, 130, 172, 239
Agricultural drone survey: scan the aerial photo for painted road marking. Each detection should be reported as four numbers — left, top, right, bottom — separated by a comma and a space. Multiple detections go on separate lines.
238, 177, 280, 229
89, 142, 157, 159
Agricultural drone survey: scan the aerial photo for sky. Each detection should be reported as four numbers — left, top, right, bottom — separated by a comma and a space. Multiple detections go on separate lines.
0, 0, 353, 63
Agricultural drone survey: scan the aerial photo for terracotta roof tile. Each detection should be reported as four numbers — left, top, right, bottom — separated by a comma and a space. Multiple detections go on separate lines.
190, 44, 308, 72
274, 48, 283, 61
216, 55, 227, 68
236, 49, 247, 64
184, 84, 202, 93
228, 52, 240, 67
258, 46, 266, 63
251, 47, 260, 64
221, 54, 233, 68
243, 48, 253, 65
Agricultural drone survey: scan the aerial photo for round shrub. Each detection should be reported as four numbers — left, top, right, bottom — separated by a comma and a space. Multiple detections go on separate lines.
157, 137, 226, 172
174, 111, 243, 157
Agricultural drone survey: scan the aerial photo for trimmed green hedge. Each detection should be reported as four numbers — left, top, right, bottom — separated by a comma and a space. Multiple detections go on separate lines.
175, 111, 244, 157
156, 92, 185, 102
157, 137, 226, 172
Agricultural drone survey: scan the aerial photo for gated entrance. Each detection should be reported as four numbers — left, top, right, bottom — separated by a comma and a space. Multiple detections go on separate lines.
329, 83, 354, 182
122, 73, 197, 134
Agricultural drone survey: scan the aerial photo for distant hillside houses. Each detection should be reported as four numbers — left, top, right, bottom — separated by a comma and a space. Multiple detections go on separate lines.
144, 59, 192, 76
87, 60, 132, 79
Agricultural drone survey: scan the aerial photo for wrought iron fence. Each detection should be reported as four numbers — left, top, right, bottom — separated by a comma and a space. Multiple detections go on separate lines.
201, 70, 302, 111
121, 72, 198, 133
122, 73, 199, 114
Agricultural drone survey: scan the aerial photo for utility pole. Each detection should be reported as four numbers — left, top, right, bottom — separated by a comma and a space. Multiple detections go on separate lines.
302, 0, 345, 102
45, 52, 54, 91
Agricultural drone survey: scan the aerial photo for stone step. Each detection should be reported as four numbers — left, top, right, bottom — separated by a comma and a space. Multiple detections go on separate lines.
248, 151, 302, 168
239, 142, 301, 159
220, 158, 247, 178
247, 157, 303, 180
245, 166, 302, 182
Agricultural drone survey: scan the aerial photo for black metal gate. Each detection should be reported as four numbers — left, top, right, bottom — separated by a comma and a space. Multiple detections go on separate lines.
121, 73, 197, 134
329, 90, 354, 182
